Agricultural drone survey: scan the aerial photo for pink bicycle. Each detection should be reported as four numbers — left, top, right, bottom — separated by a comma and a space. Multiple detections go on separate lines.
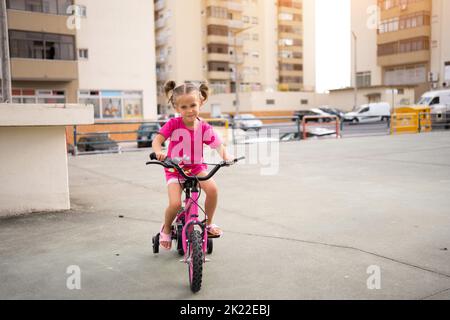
146, 152, 244, 293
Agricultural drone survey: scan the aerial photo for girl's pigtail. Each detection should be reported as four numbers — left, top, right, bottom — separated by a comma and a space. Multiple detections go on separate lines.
164, 80, 177, 105
199, 83, 209, 103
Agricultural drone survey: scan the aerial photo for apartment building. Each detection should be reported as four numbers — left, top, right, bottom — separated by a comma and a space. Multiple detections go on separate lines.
430, 0, 450, 89
336, 0, 449, 109
154, 0, 316, 114
3, 0, 157, 119
377, 0, 433, 96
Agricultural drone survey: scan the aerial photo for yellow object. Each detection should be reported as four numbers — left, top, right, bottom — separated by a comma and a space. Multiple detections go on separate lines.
391, 106, 432, 134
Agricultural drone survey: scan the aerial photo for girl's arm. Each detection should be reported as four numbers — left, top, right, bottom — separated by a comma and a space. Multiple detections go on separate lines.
215, 144, 234, 162
152, 134, 167, 161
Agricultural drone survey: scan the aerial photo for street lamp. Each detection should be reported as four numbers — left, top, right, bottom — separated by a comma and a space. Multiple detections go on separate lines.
0, 0, 12, 103
352, 31, 357, 111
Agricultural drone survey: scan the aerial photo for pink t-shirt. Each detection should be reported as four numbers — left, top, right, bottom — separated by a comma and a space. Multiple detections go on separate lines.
158, 117, 222, 179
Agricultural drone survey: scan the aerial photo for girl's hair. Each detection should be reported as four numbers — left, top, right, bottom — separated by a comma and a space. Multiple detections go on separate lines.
163, 81, 209, 106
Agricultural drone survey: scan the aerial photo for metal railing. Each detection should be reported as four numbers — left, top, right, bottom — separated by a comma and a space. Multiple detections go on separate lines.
68, 113, 450, 156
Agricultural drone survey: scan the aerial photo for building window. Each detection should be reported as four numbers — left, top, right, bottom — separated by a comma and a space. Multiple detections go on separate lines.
9, 30, 75, 60
444, 61, 450, 81
11, 88, 66, 103
356, 71, 371, 88
378, 37, 429, 56
266, 99, 275, 105
79, 90, 143, 120
252, 16, 258, 24
384, 64, 426, 85
301, 99, 308, 105
6, 0, 74, 15
206, 6, 227, 19
78, 48, 88, 59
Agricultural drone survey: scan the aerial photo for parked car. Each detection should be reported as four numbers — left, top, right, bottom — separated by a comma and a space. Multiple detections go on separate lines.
318, 106, 346, 120
77, 133, 119, 152
158, 113, 179, 126
214, 113, 233, 126
137, 123, 162, 148
292, 109, 334, 122
344, 102, 391, 123
233, 114, 263, 131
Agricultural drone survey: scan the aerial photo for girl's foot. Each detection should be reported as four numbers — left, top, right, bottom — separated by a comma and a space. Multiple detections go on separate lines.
160, 225, 172, 250
206, 224, 223, 238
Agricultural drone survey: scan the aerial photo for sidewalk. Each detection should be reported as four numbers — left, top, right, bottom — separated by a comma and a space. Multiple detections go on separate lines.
1, 132, 450, 299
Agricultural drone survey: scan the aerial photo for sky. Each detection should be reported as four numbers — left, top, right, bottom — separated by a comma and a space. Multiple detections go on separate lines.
315, 0, 351, 93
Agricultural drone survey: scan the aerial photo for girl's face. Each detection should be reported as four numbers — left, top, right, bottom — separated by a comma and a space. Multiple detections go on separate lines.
174, 92, 202, 123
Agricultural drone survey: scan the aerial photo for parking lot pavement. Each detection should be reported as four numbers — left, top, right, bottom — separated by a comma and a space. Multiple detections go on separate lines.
1, 131, 450, 299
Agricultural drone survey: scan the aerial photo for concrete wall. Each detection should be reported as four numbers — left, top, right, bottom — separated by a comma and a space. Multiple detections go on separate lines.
75, 0, 158, 119
0, 126, 70, 216
0, 103, 93, 217
329, 87, 416, 111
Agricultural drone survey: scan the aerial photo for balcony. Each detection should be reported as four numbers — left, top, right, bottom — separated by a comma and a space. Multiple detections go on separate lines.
279, 69, 303, 77
380, 1, 432, 20
7, 9, 76, 36
155, 18, 166, 29
227, 1, 243, 11
154, 0, 165, 11
207, 53, 231, 62
207, 35, 229, 45
228, 37, 243, 46
228, 19, 244, 30
11, 58, 78, 81
208, 71, 231, 80
156, 36, 168, 47
206, 17, 228, 27
377, 50, 430, 67
377, 26, 431, 44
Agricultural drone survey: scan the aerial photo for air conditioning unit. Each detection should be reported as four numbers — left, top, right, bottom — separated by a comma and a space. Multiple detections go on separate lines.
428, 72, 439, 83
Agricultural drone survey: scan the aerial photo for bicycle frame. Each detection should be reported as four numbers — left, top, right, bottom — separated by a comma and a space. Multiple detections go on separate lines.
178, 181, 208, 261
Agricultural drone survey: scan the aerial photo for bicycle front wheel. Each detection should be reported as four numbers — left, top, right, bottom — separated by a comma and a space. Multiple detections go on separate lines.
188, 230, 204, 293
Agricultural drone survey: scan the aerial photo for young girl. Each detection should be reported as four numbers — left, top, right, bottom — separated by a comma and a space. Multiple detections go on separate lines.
152, 81, 234, 250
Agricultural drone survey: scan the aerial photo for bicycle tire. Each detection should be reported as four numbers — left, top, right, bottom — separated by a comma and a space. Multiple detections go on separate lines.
188, 230, 203, 293
207, 238, 213, 254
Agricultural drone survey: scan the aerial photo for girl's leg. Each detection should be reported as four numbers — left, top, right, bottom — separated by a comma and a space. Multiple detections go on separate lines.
197, 172, 221, 236
161, 183, 182, 249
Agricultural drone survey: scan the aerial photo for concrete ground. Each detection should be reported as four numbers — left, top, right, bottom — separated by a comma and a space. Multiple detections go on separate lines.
1, 131, 450, 300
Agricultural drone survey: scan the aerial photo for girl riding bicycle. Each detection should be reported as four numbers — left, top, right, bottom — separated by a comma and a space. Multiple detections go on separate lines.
152, 81, 234, 250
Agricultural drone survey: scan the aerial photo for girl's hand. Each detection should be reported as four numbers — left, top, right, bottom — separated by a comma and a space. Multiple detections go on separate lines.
156, 152, 167, 161
223, 153, 235, 162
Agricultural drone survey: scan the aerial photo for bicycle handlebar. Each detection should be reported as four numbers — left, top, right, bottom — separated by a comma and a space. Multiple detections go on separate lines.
146, 152, 245, 181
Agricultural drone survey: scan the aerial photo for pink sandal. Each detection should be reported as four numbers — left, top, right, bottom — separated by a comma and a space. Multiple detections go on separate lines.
206, 224, 223, 238
159, 225, 172, 250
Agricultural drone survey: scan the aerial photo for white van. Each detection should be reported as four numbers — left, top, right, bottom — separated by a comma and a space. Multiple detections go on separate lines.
417, 89, 450, 107
416, 90, 450, 125
344, 102, 391, 123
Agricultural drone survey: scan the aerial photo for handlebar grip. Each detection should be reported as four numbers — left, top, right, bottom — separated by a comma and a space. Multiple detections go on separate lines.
150, 152, 157, 160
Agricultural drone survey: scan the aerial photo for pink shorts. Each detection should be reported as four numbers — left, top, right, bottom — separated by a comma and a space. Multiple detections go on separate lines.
165, 165, 207, 185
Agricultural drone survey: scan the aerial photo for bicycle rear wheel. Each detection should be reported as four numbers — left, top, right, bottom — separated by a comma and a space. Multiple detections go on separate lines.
188, 230, 204, 293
